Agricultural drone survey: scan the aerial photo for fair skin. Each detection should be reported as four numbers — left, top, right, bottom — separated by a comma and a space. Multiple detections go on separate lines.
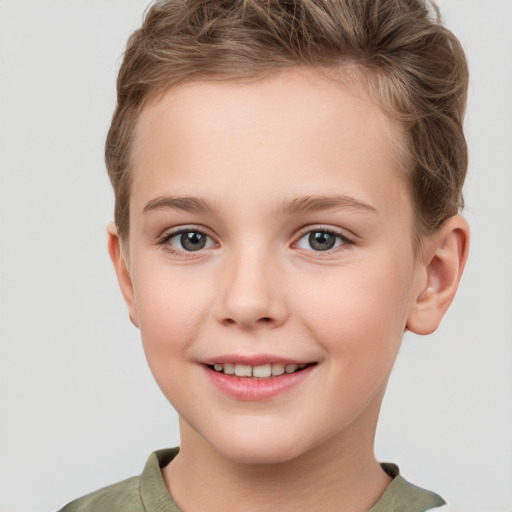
108, 68, 469, 512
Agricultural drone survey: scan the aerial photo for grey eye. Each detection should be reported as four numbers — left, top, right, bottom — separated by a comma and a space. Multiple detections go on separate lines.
180, 232, 207, 251
168, 230, 215, 252
297, 230, 344, 251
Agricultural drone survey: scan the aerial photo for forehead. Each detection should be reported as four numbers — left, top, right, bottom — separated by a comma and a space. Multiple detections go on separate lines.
135, 68, 403, 153
131, 68, 409, 219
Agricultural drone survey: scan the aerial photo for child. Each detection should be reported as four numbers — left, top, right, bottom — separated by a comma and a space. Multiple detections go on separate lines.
60, 0, 469, 510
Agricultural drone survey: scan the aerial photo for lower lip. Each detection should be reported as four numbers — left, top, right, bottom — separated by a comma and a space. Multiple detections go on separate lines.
204, 365, 315, 401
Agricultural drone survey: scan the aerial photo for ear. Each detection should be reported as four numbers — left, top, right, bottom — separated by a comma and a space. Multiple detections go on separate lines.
406, 215, 470, 335
107, 223, 139, 328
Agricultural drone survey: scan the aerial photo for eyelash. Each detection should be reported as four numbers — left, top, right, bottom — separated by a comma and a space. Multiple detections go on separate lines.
158, 227, 216, 256
158, 226, 355, 256
294, 226, 355, 253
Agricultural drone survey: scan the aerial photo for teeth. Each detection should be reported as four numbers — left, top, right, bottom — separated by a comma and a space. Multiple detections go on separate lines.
271, 363, 285, 376
252, 364, 272, 378
285, 364, 298, 373
210, 362, 309, 378
234, 364, 252, 377
224, 363, 235, 375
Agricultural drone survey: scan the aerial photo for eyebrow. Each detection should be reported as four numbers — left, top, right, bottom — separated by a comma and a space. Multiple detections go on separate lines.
275, 195, 378, 216
143, 194, 378, 216
143, 196, 215, 214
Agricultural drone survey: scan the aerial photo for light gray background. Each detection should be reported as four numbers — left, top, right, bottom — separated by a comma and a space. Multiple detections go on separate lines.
0, 1, 511, 511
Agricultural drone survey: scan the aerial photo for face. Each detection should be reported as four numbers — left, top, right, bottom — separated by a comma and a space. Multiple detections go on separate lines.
119, 69, 429, 464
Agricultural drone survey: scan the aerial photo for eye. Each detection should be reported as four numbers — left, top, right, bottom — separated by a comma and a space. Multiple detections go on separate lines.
163, 229, 216, 253
296, 229, 348, 252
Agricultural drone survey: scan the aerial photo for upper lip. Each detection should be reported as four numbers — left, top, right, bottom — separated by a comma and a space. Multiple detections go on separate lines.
201, 354, 315, 366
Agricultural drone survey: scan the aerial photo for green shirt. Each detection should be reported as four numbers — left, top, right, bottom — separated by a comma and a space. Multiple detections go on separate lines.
58, 448, 446, 512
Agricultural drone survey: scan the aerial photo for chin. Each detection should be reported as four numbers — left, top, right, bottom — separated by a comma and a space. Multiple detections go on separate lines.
205, 426, 312, 466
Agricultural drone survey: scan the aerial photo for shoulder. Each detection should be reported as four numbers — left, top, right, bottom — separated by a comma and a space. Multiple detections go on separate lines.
57, 476, 142, 512
371, 463, 447, 512
57, 448, 180, 512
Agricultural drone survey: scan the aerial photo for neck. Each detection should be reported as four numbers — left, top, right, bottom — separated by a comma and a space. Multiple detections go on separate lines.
163, 414, 391, 512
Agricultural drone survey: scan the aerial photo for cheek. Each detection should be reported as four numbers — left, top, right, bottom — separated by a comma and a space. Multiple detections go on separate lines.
294, 270, 411, 425
295, 259, 414, 364
131, 264, 212, 370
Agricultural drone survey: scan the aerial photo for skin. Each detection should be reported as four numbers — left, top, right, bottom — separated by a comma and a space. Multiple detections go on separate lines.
108, 68, 469, 512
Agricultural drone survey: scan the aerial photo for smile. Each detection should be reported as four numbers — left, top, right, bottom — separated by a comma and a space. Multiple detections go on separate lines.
207, 362, 310, 378
203, 361, 317, 401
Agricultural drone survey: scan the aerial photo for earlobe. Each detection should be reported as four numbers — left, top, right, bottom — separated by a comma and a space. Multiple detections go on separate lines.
406, 215, 470, 335
107, 223, 140, 328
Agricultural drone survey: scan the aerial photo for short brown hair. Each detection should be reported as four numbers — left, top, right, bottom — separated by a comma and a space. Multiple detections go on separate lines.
106, 0, 468, 242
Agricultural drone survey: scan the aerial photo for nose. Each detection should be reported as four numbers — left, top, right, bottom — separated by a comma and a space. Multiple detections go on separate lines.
215, 245, 288, 329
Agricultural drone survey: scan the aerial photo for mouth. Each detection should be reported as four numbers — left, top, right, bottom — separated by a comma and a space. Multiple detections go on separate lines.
205, 362, 316, 378
202, 357, 318, 400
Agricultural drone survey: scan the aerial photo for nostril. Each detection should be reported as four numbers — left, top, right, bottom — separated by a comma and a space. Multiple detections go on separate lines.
221, 316, 275, 327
